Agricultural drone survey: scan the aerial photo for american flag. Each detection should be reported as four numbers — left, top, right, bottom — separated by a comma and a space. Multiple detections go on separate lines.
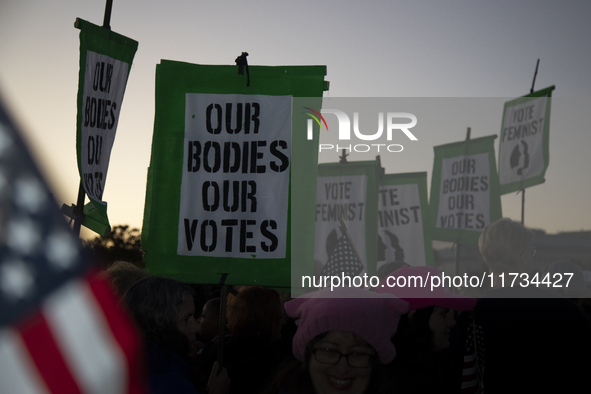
461, 312, 485, 394
0, 96, 146, 393
320, 233, 364, 277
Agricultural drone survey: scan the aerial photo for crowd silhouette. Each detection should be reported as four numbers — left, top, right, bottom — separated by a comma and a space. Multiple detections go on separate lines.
100, 218, 591, 394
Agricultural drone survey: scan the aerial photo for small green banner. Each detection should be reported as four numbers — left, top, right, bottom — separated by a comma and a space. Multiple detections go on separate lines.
74, 18, 138, 235
429, 135, 502, 245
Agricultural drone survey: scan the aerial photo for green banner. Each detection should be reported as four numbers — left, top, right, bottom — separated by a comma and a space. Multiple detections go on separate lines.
498, 86, 554, 195
314, 158, 381, 278
429, 135, 502, 245
75, 18, 138, 235
378, 172, 434, 275
142, 60, 327, 287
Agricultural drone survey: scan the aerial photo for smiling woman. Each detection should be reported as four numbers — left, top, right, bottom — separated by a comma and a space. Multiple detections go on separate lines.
308, 331, 375, 394
265, 287, 409, 394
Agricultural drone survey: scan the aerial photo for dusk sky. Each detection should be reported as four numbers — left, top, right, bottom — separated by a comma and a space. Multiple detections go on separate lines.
1, 0, 590, 237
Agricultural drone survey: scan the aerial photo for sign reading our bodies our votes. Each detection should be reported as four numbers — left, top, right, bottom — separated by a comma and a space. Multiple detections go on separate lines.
80, 51, 129, 202
142, 61, 327, 287
498, 86, 554, 195
378, 172, 434, 271
179, 94, 291, 258
429, 135, 502, 245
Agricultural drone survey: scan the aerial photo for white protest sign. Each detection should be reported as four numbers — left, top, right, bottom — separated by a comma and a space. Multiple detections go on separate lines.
178, 93, 291, 258
80, 51, 129, 202
314, 175, 367, 274
436, 153, 490, 232
378, 183, 426, 268
499, 96, 547, 186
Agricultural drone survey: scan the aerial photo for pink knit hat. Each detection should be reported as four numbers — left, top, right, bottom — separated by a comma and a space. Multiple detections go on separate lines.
376, 265, 476, 311
284, 287, 409, 364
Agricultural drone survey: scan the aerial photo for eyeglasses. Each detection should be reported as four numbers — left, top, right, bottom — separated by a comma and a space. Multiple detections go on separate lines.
312, 348, 375, 368
529, 247, 536, 256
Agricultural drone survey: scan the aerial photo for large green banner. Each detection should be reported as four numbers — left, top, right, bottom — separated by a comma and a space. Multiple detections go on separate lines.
498, 86, 555, 195
74, 18, 138, 236
429, 135, 502, 245
378, 172, 434, 275
142, 60, 327, 287
314, 159, 381, 278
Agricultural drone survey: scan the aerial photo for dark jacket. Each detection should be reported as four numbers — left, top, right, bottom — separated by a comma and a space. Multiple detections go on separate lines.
197, 337, 281, 394
147, 340, 199, 394
474, 287, 591, 393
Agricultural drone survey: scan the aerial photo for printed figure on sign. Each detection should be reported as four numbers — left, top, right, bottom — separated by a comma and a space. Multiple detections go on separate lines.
378, 231, 405, 264
510, 140, 530, 176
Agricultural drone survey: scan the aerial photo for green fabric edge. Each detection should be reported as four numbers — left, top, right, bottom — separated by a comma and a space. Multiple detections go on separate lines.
61, 202, 110, 236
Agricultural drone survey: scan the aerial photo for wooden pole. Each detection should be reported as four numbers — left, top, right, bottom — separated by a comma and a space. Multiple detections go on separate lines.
521, 188, 525, 225
72, 182, 85, 236
216, 275, 230, 375
521, 59, 539, 226
530, 59, 540, 94
454, 127, 471, 282
103, 0, 113, 29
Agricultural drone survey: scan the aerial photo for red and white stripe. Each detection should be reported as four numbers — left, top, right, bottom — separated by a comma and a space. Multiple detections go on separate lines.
0, 272, 146, 394
461, 352, 478, 393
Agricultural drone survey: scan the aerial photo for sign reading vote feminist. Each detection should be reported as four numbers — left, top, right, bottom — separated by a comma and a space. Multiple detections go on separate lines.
313, 159, 380, 277
498, 86, 554, 194
315, 175, 368, 274
178, 93, 291, 258
378, 172, 433, 270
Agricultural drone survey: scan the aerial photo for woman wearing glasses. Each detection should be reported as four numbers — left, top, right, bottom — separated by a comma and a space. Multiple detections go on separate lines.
307, 331, 377, 394
267, 287, 408, 394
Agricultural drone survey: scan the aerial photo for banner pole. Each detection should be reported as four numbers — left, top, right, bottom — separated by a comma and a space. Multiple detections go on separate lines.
216, 274, 230, 375
521, 59, 539, 226
521, 189, 525, 225
103, 0, 113, 29
454, 127, 471, 285
530, 59, 540, 94
72, 182, 85, 237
